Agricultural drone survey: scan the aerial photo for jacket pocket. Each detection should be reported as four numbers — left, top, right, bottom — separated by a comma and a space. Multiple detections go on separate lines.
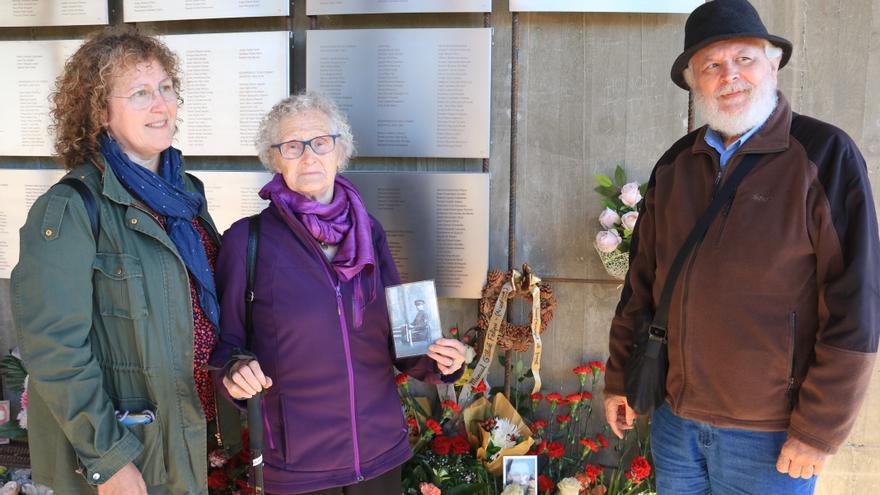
116, 398, 167, 486
93, 253, 149, 319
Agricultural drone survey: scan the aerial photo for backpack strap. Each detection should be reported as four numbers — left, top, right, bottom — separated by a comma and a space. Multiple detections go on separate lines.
58, 177, 100, 240
245, 214, 261, 351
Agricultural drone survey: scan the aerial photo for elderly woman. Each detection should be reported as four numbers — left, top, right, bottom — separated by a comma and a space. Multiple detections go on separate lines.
210, 92, 467, 495
11, 26, 229, 494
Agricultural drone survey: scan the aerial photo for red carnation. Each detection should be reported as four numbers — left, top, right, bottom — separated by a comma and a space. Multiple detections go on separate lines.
595, 433, 609, 449
545, 392, 563, 404
545, 441, 565, 459
531, 419, 548, 430
530, 440, 547, 455
580, 438, 598, 453
538, 475, 555, 493
573, 364, 591, 375
395, 373, 409, 385
473, 380, 488, 394
584, 464, 604, 483
566, 392, 582, 404
450, 326, 459, 335
626, 455, 651, 483
581, 391, 593, 401
431, 435, 452, 455
556, 414, 572, 425
406, 417, 419, 433
589, 360, 606, 373
530, 392, 543, 402
441, 400, 461, 414
425, 418, 442, 435
207, 469, 230, 490
451, 434, 471, 455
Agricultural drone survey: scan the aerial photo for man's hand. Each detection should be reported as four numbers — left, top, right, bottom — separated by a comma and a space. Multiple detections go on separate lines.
97, 462, 147, 495
775, 437, 831, 479
604, 393, 636, 439
223, 359, 273, 400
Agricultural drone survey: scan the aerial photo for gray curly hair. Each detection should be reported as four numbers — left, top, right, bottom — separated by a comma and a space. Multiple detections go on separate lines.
255, 91, 355, 171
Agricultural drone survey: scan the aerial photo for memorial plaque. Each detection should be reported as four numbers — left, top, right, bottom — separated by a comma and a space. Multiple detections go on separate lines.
188, 170, 489, 298
307, 0, 490, 15
0, 169, 66, 279
123, 0, 288, 22
0, 40, 82, 156
1, 0, 108, 27
307, 29, 491, 158
163, 31, 291, 156
509, 0, 702, 13
347, 172, 489, 298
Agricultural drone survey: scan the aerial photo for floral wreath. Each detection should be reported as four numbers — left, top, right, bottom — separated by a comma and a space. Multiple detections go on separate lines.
477, 268, 557, 353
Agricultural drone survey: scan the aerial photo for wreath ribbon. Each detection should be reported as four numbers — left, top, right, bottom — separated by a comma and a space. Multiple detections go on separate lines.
454, 267, 545, 407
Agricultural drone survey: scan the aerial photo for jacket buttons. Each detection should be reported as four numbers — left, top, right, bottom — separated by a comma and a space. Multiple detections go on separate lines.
92, 473, 100, 480
44, 229, 53, 237
116, 268, 124, 276
130, 218, 138, 225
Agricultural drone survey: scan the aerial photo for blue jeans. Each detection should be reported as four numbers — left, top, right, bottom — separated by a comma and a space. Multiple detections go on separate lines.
651, 403, 817, 495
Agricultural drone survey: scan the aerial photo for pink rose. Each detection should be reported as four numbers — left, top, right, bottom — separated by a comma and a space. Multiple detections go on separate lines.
595, 230, 622, 253
420, 482, 442, 495
619, 182, 642, 207
621, 211, 639, 231
598, 207, 620, 229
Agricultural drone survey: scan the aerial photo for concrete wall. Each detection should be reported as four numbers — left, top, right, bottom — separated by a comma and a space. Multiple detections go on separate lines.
0, 0, 877, 491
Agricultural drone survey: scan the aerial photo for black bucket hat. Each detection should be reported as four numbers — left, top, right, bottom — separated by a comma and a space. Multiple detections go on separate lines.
671, 0, 792, 90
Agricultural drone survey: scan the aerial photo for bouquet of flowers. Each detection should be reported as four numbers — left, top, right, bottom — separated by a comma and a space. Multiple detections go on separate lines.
593, 166, 646, 280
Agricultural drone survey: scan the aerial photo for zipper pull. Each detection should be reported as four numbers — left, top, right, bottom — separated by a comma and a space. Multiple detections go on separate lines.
335, 284, 342, 316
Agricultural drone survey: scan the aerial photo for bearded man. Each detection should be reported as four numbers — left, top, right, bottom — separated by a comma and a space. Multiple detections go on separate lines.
603, 1, 879, 493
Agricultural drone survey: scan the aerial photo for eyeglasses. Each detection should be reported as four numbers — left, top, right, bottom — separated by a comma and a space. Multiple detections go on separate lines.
272, 134, 340, 160
110, 82, 178, 110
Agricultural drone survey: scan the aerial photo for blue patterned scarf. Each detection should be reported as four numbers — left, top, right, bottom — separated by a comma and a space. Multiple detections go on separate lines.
98, 133, 219, 329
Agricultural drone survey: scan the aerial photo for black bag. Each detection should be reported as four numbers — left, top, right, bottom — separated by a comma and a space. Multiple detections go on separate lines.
624, 153, 762, 415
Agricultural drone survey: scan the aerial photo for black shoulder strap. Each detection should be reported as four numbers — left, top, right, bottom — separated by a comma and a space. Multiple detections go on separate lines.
59, 177, 99, 240
245, 214, 261, 351
651, 153, 763, 337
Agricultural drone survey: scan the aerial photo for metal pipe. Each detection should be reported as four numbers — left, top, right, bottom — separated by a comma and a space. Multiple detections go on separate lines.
504, 12, 521, 398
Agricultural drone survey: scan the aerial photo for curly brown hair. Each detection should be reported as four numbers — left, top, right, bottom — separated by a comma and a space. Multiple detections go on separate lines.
50, 25, 181, 170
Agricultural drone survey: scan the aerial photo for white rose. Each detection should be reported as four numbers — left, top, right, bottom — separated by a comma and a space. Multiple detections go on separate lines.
556, 477, 581, 495
598, 207, 620, 229
619, 182, 643, 207
621, 211, 639, 231
595, 230, 622, 253
464, 345, 476, 364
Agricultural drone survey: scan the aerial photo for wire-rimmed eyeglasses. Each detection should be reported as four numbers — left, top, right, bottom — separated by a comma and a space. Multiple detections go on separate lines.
271, 134, 340, 160
109, 82, 178, 111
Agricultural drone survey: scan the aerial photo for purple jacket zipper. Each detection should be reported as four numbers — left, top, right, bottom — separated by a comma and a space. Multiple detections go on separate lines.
334, 283, 364, 481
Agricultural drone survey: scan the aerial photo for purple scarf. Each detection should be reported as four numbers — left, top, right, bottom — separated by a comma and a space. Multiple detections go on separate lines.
259, 174, 377, 327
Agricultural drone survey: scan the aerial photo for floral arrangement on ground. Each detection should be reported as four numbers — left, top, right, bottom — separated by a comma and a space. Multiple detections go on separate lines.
398, 334, 655, 495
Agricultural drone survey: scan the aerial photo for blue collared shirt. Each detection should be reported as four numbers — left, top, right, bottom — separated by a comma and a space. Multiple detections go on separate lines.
704, 113, 771, 168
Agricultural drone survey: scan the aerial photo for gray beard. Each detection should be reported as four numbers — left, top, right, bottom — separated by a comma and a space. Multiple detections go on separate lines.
695, 81, 778, 139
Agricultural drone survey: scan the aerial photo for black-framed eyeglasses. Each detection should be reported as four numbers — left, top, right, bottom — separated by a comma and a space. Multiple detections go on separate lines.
271, 134, 340, 159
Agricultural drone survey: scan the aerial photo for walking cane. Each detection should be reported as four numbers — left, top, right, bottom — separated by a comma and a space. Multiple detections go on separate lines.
245, 215, 264, 494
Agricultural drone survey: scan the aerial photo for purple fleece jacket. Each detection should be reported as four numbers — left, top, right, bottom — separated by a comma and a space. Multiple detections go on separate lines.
210, 203, 460, 494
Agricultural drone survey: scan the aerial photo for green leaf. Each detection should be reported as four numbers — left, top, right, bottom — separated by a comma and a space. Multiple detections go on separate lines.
446, 484, 489, 495
594, 173, 613, 188
595, 185, 619, 198
639, 183, 648, 196
497, 354, 507, 367
601, 199, 617, 210
0, 422, 27, 440
614, 165, 627, 187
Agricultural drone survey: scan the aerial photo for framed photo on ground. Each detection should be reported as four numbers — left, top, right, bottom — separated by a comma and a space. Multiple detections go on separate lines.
502, 455, 538, 495
385, 280, 442, 358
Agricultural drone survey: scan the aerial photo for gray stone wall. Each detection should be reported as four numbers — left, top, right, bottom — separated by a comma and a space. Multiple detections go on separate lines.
0, 0, 877, 491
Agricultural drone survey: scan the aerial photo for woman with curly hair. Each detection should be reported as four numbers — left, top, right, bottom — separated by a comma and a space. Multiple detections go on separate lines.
11, 25, 229, 494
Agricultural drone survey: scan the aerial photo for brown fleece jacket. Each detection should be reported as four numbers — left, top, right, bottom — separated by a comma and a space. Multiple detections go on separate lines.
605, 93, 879, 453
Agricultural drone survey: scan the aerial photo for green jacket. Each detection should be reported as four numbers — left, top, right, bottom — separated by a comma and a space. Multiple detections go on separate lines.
11, 160, 235, 494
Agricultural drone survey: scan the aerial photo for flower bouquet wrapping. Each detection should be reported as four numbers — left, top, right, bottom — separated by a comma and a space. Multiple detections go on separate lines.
593, 166, 647, 280
463, 394, 534, 476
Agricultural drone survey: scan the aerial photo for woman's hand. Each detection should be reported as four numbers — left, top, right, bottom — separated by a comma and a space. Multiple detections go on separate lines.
97, 462, 146, 495
222, 359, 273, 400
427, 338, 468, 375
